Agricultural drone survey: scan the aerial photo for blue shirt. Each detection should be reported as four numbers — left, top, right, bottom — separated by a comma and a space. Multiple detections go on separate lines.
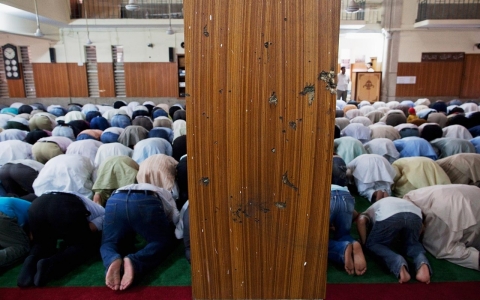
0, 197, 31, 227
393, 136, 438, 160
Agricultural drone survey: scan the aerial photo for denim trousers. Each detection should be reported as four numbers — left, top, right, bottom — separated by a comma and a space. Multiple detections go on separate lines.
366, 212, 431, 278
100, 191, 174, 276
328, 190, 355, 265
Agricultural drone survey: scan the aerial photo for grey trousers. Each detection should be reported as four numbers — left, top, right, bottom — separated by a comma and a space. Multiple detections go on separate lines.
0, 212, 30, 268
337, 90, 348, 101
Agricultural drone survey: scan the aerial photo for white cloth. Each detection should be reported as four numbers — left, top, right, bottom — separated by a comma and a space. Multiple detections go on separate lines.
443, 125, 473, 140
175, 200, 189, 239
415, 98, 431, 107
94, 143, 133, 168
395, 123, 418, 132
337, 72, 350, 91
173, 120, 187, 142
372, 102, 386, 109
66, 140, 103, 166
33, 154, 94, 199
364, 197, 422, 223
460, 103, 478, 113
64, 111, 85, 123
7, 159, 44, 172
341, 123, 371, 143
0, 129, 28, 141
0, 114, 13, 128
8, 116, 29, 126
350, 116, 372, 127
363, 138, 400, 164
336, 100, 347, 110
116, 183, 180, 225
347, 154, 396, 200
386, 101, 399, 109
0, 140, 33, 166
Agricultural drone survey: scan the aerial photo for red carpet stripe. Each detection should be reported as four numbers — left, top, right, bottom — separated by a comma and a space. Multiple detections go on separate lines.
326, 282, 479, 300
1, 282, 479, 300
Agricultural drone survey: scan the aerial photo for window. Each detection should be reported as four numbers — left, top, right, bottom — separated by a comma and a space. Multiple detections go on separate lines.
85, 45, 99, 97
20, 46, 36, 98
0, 54, 9, 98
112, 46, 126, 97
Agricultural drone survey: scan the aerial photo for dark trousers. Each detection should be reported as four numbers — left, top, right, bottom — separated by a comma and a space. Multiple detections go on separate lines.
0, 164, 38, 198
18, 193, 99, 286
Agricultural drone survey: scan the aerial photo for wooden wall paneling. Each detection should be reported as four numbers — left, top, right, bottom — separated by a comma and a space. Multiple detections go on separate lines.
155, 63, 178, 97
32, 63, 70, 97
396, 61, 463, 97
185, 0, 340, 299
66, 63, 88, 97
7, 63, 26, 98
460, 54, 480, 99
125, 63, 178, 97
97, 63, 115, 97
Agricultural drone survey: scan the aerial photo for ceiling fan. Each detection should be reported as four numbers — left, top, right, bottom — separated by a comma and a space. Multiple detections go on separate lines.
125, 0, 140, 11
345, 0, 363, 13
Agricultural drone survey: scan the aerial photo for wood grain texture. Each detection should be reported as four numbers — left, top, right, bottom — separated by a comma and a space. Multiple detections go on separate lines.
460, 54, 480, 99
67, 63, 88, 97
124, 63, 178, 97
6, 63, 25, 98
184, 1, 340, 299
33, 63, 70, 97
396, 61, 463, 97
97, 63, 115, 97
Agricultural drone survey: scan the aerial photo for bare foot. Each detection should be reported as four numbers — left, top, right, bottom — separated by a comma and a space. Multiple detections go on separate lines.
352, 242, 367, 276
344, 243, 354, 275
106, 258, 122, 291
416, 264, 431, 284
120, 257, 134, 290
398, 265, 411, 283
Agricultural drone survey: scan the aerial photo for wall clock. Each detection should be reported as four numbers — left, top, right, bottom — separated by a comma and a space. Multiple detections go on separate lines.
2, 44, 21, 80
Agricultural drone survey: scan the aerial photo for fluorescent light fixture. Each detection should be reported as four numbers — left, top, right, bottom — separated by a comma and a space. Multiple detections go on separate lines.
34, 27, 44, 37
86, 37, 93, 45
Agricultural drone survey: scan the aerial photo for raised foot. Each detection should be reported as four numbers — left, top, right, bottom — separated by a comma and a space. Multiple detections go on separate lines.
352, 241, 367, 276
398, 265, 411, 284
120, 257, 134, 291
416, 264, 431, 284
106, 258, 122, 291
344, 243, 354, 275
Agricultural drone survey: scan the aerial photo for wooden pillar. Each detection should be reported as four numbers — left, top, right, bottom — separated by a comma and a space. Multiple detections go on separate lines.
184, 1, 340, 299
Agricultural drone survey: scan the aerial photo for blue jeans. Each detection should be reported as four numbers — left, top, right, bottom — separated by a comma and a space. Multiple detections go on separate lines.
100, 191, 175, 276
110, 115, 131, 129
328, 190, 355, 265
366, 212, 431, 278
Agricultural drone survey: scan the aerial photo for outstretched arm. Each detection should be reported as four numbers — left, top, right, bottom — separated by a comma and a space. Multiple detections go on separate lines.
356, 214, 370, 245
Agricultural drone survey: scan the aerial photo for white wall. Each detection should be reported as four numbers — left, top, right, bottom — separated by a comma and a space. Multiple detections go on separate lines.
338, 32, 385, 64
397, 0, 480, 62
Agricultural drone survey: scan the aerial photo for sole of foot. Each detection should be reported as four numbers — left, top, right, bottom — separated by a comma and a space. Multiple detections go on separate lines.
344, 243, 354, 275
120, 257, 134, 291
398, 265, 411, 283
416, 264, 431, 284
352, 242, 367, 276
106, 258, 122, 291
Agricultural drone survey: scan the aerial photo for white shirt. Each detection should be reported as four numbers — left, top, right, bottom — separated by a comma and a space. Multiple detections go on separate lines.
66, 140, 103, 166
0, 140, 33, 166
337, 72, 350, 91
116, 183, 180, 225
364, 197, 421, 223
8, 159, 44, 172
33, 154, 94, 199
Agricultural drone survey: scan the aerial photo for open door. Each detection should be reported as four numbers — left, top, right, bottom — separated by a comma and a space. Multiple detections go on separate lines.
184, 1, 340, 298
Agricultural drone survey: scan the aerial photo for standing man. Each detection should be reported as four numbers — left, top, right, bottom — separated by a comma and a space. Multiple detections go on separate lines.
337, 66, 350, 101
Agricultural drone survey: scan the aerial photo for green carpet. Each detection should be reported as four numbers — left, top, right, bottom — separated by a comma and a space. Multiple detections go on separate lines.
0, 195, 478, 288
326, 195, 480, 283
